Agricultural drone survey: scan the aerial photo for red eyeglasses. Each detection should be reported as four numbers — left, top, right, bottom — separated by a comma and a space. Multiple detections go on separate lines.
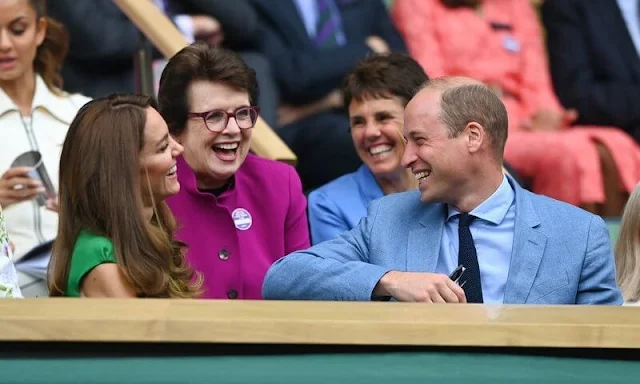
187, 106, 260, 133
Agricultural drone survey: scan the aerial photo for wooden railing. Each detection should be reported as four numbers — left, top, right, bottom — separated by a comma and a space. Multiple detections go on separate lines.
2, 299, 640, 349
112, 0, 297, 165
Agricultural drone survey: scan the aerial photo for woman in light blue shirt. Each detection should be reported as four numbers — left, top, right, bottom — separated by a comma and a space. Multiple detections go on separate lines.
308, 53, 427, 244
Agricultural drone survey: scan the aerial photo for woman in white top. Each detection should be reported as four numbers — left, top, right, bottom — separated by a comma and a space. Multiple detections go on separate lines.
0, 0, 90, 296
615, 183, 640, 306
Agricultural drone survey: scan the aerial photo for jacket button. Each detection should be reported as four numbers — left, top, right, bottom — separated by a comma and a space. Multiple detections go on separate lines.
218, 249, 229, 260
227, 289, 238, 299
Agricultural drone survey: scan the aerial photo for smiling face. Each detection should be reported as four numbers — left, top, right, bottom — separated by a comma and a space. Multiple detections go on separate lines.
139, 107, 184, 203
0, 0, 45, 85
349, 96, 407, 179
178, 80, 253, 190
401, 88, 471, 204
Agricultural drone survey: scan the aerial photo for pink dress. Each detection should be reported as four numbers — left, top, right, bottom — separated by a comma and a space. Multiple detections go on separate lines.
392, 0, 640, 205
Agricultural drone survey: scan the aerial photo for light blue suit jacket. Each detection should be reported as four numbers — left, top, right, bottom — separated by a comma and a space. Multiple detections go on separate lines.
263, 177, 623, 304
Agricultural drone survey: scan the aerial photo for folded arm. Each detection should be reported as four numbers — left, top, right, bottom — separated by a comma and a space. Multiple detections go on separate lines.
262, 200, 389, 300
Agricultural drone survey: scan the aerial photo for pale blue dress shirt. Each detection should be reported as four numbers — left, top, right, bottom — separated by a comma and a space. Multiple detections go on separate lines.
617, 0, 640, 58
308, 165, 383, 245
292, 0, 347, 45
435, 175, 516, 304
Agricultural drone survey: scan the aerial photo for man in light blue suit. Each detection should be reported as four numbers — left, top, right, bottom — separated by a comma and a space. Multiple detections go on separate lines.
263, 77, 623, 305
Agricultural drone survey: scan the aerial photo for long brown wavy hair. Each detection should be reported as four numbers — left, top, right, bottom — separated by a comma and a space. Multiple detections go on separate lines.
29, 0, 68, 94
48, 94, 202, 298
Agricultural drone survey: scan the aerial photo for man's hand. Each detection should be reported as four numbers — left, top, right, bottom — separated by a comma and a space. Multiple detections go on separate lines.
191, 15, 224, 46
373, 271, 467, 303
365, 35, 390, 54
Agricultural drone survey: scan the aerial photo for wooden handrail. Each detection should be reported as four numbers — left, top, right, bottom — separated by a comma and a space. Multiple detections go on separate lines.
111, 0, 297, 165
2, 299, 640, 348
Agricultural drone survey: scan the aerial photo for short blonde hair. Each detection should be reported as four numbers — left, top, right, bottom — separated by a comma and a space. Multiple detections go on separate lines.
615, 183, 640, 302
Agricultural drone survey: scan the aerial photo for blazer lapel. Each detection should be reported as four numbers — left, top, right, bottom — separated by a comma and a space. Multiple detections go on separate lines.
503, 182, 548, 304
280, 0, 315, 45
601, 0, 640, 81
406, 204, 446, 272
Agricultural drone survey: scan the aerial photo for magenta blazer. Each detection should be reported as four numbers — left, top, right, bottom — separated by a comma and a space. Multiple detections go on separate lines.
166, 154, 310, 299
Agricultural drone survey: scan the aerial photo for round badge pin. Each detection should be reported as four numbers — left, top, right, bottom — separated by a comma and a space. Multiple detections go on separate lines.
231, 208, 252, 231
503, 35, 521, 53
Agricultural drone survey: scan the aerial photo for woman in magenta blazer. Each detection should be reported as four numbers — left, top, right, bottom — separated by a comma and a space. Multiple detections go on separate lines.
157, 43, 310, 299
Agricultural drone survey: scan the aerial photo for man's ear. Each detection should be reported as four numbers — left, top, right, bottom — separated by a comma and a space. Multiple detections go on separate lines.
465, 121, 484, 154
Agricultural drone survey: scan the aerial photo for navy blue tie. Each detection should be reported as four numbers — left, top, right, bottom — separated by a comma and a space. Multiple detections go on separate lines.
458, 213, 484, 303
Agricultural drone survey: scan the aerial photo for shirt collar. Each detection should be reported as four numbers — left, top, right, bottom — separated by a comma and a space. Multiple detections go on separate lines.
0, 76, 79, 124
355, 165, 384, 203
617, 0, 637, 13
447, 175, 514, 225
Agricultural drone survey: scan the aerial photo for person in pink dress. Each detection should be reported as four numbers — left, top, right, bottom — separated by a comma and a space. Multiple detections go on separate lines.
392, 0, 640, 216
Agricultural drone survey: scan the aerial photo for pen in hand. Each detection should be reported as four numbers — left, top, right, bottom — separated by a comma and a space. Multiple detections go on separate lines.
449, 265, 466, 287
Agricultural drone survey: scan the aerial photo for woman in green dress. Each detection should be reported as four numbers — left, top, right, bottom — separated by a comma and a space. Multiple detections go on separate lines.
47, 94, 202, 298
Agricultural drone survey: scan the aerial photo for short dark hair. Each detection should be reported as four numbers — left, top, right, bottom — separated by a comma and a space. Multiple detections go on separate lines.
157, 42, 259, 136
425, 78, 508, 158
343, 53, 428, 108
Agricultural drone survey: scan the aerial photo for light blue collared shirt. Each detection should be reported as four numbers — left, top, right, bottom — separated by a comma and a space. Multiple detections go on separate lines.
308, 165, 383, 245
617, 0, 640, 58
292, 0, 347, 45
435, 175, 516, 304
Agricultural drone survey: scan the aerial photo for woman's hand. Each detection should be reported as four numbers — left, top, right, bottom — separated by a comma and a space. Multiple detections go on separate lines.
521, 108, 579, 132
45, 199, 59, 213
561, 109, 579, 127
0, 167, 44, 209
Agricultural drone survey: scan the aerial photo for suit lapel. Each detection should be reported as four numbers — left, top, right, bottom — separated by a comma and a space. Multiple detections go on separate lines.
406, 204, 446, 272
281, 0, 315, 45
503, 183, 548, 304
601, 0, 640, 81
